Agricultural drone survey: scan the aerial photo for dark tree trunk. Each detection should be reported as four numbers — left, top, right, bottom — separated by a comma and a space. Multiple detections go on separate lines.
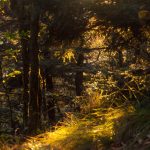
41, 67, 56, 122
29, 1, 41, 132
19, 19, 30, 128
75, 53, 84, 96
0, 60, 2, 84
38, 73, 42, 124
131, 26, 142, 63
117, 49, 123, 68
47, 99, 55, 123
46, 73, 53, 90
20, 29, 29, 128
45, 72, 55, 123
41, 72, 47, 120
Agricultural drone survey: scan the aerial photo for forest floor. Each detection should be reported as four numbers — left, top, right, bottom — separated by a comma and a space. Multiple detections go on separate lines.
1, 105, 150, 150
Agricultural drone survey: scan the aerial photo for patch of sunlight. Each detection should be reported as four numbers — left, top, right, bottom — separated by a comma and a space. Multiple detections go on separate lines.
90, 110, 120, 137
90, 107, 135, 138
48, 126, 78, 142
5, 70, 21, 78
92, 121, 114, 137
25, 142, 42, 150
10, 39, 18, 45
87, 16, 97, 28
62, 49, 76, 63
104, 108, 125, 121
20, 106, 136, 150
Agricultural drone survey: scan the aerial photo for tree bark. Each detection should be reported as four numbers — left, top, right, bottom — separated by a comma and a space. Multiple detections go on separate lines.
19, 13, 30, 129
131, 26, 142, 63
0, 60, 2, 84
20, 27, 30, 128
117, 49, 123, 68
45, 72, 55, 123
75, 53, 84, 96
29, 1, 41, 132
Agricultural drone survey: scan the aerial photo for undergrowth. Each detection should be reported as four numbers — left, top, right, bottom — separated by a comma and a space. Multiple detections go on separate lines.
17, 106, 135, 150
1, 104, 150, 150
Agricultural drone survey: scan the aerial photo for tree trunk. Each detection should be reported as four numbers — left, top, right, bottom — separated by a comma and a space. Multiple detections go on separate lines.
41, 71, 47, 120
29, 1, 41, 132
75, 53, 84, 96
0, 60, 2, 84
38, 73, 42, 124
131, 26, 142, 64
45, 72, 55, 123
19, 20, 30, 129
117, 49, 123, 68
20, 28, 29, 128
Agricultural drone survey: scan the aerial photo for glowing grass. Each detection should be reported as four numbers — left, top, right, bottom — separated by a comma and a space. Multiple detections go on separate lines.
18, 106, 135, 150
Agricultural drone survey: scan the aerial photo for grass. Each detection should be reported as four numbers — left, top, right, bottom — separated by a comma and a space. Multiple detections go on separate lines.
16, 106, 134, 150
1, 104, 150, 150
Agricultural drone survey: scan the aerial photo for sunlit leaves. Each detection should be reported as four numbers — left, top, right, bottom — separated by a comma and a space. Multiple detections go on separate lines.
0, 40, 4, 45
4, 32, 19, 43
6, 70, 21, 78
62, 49, 76, 63
0, 0, 8, 15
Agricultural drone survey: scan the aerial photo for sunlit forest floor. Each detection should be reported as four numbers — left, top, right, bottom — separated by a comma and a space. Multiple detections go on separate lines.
1, 104, 150, 150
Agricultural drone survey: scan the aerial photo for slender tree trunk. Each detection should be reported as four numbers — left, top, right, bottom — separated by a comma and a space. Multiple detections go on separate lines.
46, 73, 53, 90
131, 26, 142, 64
41, 72, 47, 120
38, 72, 42, 124
45, 72, 55, 123
0, 60, 2, 84
117, 49, 123, 68
20, 28, 29, 127
40, 69, 55, 121
75, 53, 84, 96
29, 1, 41, 132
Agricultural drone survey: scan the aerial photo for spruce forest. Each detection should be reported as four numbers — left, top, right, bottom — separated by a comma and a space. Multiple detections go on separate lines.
0, 0, 150, 149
